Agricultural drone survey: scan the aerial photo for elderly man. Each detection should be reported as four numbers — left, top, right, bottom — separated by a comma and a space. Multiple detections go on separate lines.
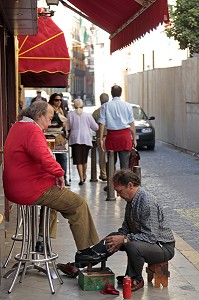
3, 100, 103, 264
61, 170, 175, 292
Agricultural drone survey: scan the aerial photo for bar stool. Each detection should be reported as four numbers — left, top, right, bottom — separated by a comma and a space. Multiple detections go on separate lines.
3, 205, 23, 268
5, 205, 63, 294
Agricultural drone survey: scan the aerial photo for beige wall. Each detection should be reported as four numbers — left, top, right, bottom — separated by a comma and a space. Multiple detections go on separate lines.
127, 57, 199, 153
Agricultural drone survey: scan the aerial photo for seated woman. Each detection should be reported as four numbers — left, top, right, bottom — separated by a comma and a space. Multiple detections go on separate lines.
48, 93, 70, 186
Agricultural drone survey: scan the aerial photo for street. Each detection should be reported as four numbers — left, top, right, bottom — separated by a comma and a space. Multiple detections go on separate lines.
139, 141, 199, 253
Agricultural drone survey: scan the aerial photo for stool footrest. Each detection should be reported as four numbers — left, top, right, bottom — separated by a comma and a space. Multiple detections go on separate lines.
15, 251, 58, 263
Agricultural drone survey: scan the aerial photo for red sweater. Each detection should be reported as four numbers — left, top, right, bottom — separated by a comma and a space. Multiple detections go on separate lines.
3, 122, 64, 205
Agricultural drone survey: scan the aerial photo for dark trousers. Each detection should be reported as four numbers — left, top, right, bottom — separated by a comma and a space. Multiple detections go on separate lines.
55, 153, 67, 180
106, 150, 130, 177
92, 232, 175, 279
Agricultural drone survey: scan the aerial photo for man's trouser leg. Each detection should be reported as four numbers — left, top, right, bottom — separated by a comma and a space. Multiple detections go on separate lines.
34, 186, 100, 250
124, 241, 175, 278
97, 138, 107, 178
118, 150, 130, 169
39, 207, 58, 239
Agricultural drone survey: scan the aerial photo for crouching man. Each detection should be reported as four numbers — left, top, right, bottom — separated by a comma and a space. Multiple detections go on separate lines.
60, 169, 175, 292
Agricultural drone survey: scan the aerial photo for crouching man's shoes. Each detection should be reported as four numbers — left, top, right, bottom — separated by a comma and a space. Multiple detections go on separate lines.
57, 263, 79, 278
131, 279, 144, 292
75, 249, 106, 264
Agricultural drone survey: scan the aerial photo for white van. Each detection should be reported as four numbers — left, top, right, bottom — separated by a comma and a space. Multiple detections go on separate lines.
61, 92, 73, 110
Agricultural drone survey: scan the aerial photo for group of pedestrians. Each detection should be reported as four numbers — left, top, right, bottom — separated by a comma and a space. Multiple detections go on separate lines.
3, 85, 175, 293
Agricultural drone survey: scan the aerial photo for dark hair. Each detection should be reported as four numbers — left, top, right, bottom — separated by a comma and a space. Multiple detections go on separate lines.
49, 93, 62, 105
112, 169, 140, 187
111, 85, 122, 97
18, 100, 48, 121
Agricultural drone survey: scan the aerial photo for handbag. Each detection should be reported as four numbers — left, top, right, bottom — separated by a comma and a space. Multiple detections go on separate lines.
55, 133, 67, 146
129, 147, 140, 170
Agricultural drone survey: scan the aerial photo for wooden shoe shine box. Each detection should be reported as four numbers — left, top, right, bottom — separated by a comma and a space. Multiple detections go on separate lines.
78, 267, 115, 291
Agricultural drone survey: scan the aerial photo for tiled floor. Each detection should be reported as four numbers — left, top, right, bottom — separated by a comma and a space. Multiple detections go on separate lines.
1, 147, 199, 299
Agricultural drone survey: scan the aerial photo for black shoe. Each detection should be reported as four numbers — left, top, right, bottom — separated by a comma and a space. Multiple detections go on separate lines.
65, 180, 70, 186
35, 241, 44, 252
35, 241, 50, 254
79, 181, 84, 185
116, 275, 125, 285
75, 249, 106, 264
103, 186, 108, 192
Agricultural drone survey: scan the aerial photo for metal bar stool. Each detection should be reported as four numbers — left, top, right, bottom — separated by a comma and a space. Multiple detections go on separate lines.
3, 204, 23, 268
6, 205, 63, 294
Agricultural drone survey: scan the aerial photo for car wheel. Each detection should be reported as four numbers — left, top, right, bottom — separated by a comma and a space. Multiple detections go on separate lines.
147, 144, 155, 150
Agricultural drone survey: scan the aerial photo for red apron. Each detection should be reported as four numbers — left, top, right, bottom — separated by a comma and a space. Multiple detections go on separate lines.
105, 128, 132, 151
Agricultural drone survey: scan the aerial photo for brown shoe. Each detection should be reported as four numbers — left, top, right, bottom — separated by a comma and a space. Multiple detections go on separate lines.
57, 263, 79, 278
99, 176, 107, 181
131, 279, 144, 291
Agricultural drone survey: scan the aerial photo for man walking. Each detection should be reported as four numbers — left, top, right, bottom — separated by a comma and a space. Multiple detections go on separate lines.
99, 85, 137, 170
31, 91, 47, 104
92, 93, 109, 181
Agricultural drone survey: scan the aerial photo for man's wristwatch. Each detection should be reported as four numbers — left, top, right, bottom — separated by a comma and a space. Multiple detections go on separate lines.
123, 236, 128, 244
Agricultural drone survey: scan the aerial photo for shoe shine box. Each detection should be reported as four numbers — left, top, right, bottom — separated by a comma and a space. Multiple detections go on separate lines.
78, 267, 115, 291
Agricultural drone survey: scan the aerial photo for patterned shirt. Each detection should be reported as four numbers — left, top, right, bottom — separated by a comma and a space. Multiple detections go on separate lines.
118, 187, 175, 244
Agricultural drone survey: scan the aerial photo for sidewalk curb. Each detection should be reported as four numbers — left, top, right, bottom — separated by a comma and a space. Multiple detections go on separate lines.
174, 231, 199, 270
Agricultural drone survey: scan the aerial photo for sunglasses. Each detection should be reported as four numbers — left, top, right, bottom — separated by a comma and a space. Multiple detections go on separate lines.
54, 99, 62, 102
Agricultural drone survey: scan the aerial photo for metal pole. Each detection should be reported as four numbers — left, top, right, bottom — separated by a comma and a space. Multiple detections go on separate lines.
68, 145, 71, 182
90, 138, 98, 182
133, 166, 141, 183
106, 151, 116, 201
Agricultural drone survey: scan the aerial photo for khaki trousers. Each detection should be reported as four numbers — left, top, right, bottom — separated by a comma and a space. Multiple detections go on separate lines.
96, 137, 107, 178
34, 185, 100, 250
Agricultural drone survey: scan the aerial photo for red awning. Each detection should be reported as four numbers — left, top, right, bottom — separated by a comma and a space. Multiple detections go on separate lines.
18, 14, 70, 87
60, 0, 169, 53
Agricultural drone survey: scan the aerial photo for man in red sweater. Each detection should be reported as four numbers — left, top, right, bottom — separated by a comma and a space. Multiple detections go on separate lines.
3, 101, 103, 265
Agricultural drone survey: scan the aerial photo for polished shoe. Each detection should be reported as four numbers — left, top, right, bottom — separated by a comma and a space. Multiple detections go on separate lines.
57, 263, 79, 278
131, 279, 144, 292
75, 249, 106, 264
35, 241, 50, 254
116, 275, 126, 285
65, 179, 70, 187
103, 186, 108, 192
99, 176, 107, 181
79, 181, 84, 185
83, 175, 87, 182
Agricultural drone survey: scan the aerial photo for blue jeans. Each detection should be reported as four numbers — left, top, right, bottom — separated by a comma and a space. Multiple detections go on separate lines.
55, 153, 67, 180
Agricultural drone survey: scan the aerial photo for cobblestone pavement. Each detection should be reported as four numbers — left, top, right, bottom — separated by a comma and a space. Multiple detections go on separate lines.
139, 141, 199, 253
